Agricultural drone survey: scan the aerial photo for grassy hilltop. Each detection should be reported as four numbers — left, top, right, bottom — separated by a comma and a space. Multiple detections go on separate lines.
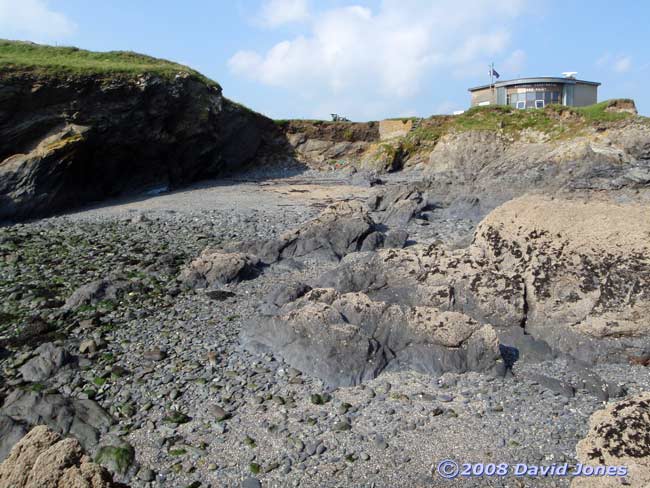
0, 39, 219, 87
1, 39, 645, 146
410, 100, 640, 142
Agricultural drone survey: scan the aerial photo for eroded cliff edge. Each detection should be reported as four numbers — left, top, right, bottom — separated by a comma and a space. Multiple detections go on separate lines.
0, 41, 284, 221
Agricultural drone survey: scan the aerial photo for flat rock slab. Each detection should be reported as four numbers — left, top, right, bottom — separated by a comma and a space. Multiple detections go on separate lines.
63, 279, 133, 311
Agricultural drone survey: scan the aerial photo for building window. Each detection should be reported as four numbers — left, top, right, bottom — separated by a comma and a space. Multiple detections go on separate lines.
506, 85, 562, 108
516, 101, 526, 109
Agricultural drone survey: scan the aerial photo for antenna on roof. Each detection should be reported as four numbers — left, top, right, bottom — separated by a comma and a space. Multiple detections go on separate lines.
562, 71, 578, 79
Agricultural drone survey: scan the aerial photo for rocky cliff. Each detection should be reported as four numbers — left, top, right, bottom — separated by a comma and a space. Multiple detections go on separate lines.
2, 40, 649, 225
279, 102, 650, 216
0, 41, 283, 221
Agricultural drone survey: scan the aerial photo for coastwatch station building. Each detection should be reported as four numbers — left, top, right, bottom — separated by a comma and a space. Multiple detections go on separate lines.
468, 74, 600, 109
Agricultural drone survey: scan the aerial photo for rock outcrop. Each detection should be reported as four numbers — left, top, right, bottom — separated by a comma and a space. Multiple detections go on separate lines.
0, 425, 121, 488
179, 250, 261, 288
243, 196, 650, 372
572, 393, 650, 487
0, 56, 281, 221
237, 200, 406, 264
280, 120, 378, 169
471, 194, 650, 362
18, 342, 71, 382
424, 123, 650, 219
242, 288, 504, 387
0, 390, 113, 460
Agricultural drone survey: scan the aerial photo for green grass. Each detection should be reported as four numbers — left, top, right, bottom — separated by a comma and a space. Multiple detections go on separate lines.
405, 100, 636, 144
0, 39, 219, 87
571, 99, 636, 122
371, 99, 641, 161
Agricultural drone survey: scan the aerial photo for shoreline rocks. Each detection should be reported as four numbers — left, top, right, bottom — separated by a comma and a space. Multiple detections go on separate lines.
242, 289, 505, 387
572, 393, 650, 487
0, 425, 121, 488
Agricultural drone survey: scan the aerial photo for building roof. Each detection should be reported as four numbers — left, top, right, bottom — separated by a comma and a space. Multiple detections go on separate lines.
468, 76, 601, 92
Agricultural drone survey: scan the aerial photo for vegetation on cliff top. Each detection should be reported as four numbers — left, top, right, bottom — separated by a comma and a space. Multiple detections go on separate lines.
0, 39, 219, 88
399, 99, 641, 149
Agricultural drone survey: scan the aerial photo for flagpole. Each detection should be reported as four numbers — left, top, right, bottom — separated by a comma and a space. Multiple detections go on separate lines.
490, 62, 494, 103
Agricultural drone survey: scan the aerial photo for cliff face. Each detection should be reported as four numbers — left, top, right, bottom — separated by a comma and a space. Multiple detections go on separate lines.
0, 71, 279, 221
2, 40, 648, 223
278, 105, 650, 214
424, 122, 650, 209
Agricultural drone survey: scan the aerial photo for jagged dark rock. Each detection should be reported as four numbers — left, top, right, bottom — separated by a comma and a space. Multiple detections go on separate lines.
18, 342, 71, 382
0, 70, 282, 221
236, 200, 407, 265
242, 288, 505, 387
0, 390, 113, 459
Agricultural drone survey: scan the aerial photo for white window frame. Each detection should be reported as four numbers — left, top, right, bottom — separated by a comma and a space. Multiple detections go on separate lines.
516, 101, 526, 110
535, 99, 545, 109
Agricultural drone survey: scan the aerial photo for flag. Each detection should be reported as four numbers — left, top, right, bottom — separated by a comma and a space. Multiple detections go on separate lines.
489, 67, 500, 79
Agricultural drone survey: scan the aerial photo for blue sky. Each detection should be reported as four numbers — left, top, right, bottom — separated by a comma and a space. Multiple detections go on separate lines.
1, 0, 648, 119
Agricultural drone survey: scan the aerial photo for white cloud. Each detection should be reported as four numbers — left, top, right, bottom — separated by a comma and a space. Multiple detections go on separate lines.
0, 0, 76, 42
596, 52, 611, 67
503, 49, 526, 75
258, 0, 309, 27
596, 52, 632, 74
230, 0, 527, 118
613, 56, 632, 73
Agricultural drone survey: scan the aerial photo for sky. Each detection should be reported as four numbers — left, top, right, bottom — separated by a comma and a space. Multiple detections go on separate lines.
1, 0, 648, 120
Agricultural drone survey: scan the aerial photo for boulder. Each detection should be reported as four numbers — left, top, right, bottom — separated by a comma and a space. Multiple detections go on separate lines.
572, 393, 650, 487
179, 250, 260, 288
241, 289, 505, 387
19, 342, 71, 382
63, 279, 131, 311
0, 416, 29, 462
471, 195, 650, 362
0, 390, 113, 457
239, 200, 405, 264
94, 437, 135, 477
0, 425, 120, 488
